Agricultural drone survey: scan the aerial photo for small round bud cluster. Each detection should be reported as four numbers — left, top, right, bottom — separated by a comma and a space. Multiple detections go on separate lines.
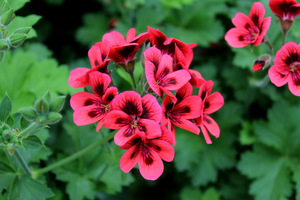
19, 91, 65, 125
0, 122, 20, 154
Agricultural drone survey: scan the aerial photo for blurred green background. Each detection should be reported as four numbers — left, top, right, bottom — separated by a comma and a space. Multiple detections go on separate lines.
1, 0, 300, 199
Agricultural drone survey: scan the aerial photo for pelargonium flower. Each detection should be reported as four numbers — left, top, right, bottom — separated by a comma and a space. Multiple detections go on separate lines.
144, 46, 191, 103
103, 91, 162, 146
161, 83, 202, 143
194, 80, 224, 144
120, 125, 175, 180
225, 2, 271, 48
70, 71, 118, 131
147, 26, 196, 67
270, 0, 300, 19
268, 42, 300, 96
102, 28, 148, 71
68, 40, 111, 88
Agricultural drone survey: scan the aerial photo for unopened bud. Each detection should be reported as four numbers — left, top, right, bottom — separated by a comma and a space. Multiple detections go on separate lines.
2, 129, 11, 140
253, 54, 272, 71
49, 96, 66, 112
0, 8, 14, 26
19, 107, 37, 121
34, 98, 49, 114
0, 39, 9, 51
36, 115, 47, 124
42, 91, 51, 103
46, 112, 62, 124
8, 33, 27, 48
12, 27, 31, 34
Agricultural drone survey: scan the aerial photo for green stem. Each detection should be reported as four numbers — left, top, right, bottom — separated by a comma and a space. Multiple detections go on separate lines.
265, 39, 274, 56
14, 149, 32, 175
32, 132, 115, 178
282, 30, 288, 46
18, 121, 40, 137
129, 71, 137, 90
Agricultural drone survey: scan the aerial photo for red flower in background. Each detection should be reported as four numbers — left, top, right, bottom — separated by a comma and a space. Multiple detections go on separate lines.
120, 126, 175, 180
195, 80, 224, 144
103, 91, 162, 146
102, 28, 148, 70
70, 71, 118, 131
269, 0, 300, 32
161, 83, 202, 143
68, 41, 111, 88
268, 42, 300, 96
144, 46, 191, 103
147, 26, 196, 67
225, 2, 271, 48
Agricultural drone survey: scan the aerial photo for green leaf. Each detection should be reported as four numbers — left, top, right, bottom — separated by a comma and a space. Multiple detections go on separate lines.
0, 93, 12, 122
7, 0, 30, 11
0, 161, 17, 192
238, 144, 292, 200
180, 187, 220, 200
7, 15, 41, 39
174, 128, 236, 186
22, 135, 43, 150
0, 47, 76, 113
10, 175, 54, 200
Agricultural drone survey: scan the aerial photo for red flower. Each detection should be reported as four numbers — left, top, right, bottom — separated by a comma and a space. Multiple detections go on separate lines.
195, 80, 224, 144
103, 91, 162, 146
268, 42, 300, 96
144, 46, 191, 103
225, 2, 271, 48
147, 26, 196, 67
252, 54, 272, 71
120, 125, 175, 180
102, 28, 148, 69
269, 0, 300, 31
68, 41, 111, 88
269, 0, 300, 20
161, 83, 202, 143
70, 71, 118, 131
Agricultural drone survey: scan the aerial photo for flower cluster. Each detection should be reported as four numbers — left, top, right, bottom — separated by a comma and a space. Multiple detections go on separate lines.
69, 26, 224, 180
225, 0, 300, 96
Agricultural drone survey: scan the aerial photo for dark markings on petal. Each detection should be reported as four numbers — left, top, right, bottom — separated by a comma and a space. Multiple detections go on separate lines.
88, 110, 99, 118
116, 118, 126, 124
179, 106, 191, 114
167, 78, 177, 85
95, 83, 105, 96
84, 98, 95, 106
152, 144, 161, 152
142, 148, 154, 165
165, 102, 174, 112
205, 117, 212, 124
238, 35, 244, 41
117, 45, 137, 59
162, 67, 170, 76
95, 60, 100, 66
254, 60, 265, 65
123, 100, 139, 115
176, 92, 185, 104
105, 94, 115, 102
292, 72, 300, 86
284, 52, 300, 65
130, 151, 136, 159
200, 90, 207, 100
124, 128, 134, 137
251, 14, 259, 27
244, 23, 251, 30
141, 103, 150, 119
204, 101, 210, 109
138, 124, 147, 133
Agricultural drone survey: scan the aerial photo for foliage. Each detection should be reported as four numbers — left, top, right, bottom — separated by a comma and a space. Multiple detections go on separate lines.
0, 0, 300, 199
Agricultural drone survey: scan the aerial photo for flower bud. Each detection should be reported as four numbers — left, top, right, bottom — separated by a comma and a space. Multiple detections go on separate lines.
36, 115, 47, 124
2, 129, 11, 140
12, 27, 31, 34
49, 96, 66, 112
34, 98, 49, 114
46, 112, 62, 124
19, 107, 37, 121
8, 33, 27, 48
253, 54, 272, 71
0, 39, 9, 51
0, 8, 15, 27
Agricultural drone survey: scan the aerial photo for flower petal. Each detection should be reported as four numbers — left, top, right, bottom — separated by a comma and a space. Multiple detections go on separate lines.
102, 86, 118, 104
268, 65, 289, 87
200, 124, 212, 144
140, 94, 162, 122
68, 67, 90, 88
172, 118, 200, 135
120, 144, 140, 173
103, 110, 130, 129
114, 126, 144, 146
288, 75, 300, 96
138, 119, 161, 139
175, 96, 202, 119
203, 115, 220, 138
175, 82, 193, 104
224, 28, 251, 48
138, 147, 164, 180
145, 60, 162, 96
89, 71, 111, 96
161, 69, 191, 91
203, 92, 224, 114
70, 92, 98, 110
150, 139, 174, 162
111, 91, 143, 116
73, 105, 105, 126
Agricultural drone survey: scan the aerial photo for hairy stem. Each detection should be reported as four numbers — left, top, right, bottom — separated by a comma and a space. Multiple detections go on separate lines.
14, 149, 32, 175
18, 121, 40, 137
32, 132, 115, 178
